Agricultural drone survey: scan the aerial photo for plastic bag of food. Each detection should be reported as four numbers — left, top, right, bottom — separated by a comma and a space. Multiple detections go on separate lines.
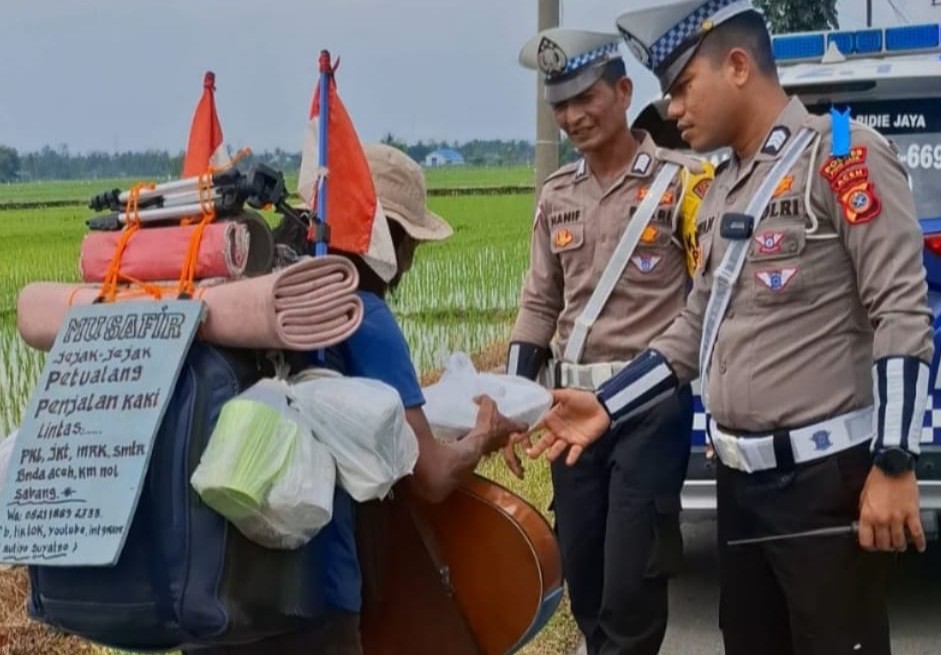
191, 378, 336, 550
290, 374, 418, 502
422, 352, 551, 441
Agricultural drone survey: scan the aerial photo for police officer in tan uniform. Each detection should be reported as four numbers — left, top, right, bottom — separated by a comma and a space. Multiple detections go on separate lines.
504, 28, 713, 655
526, 2, 933, 654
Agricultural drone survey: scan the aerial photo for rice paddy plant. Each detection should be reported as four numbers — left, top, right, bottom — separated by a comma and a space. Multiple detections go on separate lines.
0, 166, 532, 205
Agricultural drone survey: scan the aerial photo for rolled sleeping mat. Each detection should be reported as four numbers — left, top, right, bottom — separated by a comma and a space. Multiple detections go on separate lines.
78, 211, 275, 283
17, 255, 364, 352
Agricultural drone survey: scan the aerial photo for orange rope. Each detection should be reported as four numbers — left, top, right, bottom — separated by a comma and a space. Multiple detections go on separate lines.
116, 272, 164, 300
99, 182, 156, 302
177, 171, 217, 297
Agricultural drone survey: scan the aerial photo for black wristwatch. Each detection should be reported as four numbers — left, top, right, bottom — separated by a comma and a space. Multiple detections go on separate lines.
873, 447, 917, 477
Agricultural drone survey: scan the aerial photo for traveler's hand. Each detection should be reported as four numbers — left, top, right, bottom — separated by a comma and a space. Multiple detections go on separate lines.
501, 432, 531, 479
858, 468, 925, 553
471, 395, 527, 456
525, 389, 611, 466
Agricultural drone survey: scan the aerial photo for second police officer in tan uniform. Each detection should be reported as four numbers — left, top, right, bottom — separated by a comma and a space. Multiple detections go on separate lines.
504, 28, 714, 655
527, 2, 932, 654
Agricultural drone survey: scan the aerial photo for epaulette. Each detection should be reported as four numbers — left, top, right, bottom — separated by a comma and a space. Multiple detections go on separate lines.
654, 147, 708, 175
543, 160, 584, 187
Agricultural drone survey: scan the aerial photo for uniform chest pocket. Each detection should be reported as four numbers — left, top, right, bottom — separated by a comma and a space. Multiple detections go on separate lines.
550, 223, 588, 275
549, 223, 584, 254
696, 232, 716, 284
746, 224, 809, 305
620, 222, 674, 282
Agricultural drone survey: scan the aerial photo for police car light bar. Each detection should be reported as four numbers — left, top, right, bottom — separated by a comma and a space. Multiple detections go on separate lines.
772, 23, 941, 63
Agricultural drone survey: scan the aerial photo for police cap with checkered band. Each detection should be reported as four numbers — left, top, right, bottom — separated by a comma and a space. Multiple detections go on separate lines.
616, 0, 760, 92
519, 28, 624, 104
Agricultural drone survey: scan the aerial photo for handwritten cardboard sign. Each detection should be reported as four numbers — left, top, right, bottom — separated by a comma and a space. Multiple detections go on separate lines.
0, 300, 203, 566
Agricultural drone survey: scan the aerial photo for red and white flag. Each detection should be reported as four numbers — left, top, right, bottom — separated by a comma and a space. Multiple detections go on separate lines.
297, 68, 395, 281
182, 71, 229, 177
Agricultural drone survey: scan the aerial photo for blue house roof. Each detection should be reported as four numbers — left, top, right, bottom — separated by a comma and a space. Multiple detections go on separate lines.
429, 148, 464, 163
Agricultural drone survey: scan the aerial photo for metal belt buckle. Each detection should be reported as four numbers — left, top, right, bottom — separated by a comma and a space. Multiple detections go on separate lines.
713, 432, 748, 472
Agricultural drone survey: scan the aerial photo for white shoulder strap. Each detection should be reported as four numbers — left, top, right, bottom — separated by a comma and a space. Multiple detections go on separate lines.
563, 161, 680, 364
698, 127, 817, 405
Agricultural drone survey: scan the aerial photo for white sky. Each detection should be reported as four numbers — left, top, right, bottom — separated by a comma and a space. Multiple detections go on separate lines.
0, 0, 937, 153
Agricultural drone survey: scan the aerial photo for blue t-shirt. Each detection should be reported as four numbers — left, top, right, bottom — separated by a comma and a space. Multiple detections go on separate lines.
308, 291, 425, 612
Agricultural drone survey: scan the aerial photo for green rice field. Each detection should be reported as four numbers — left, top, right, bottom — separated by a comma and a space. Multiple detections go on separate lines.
0, 168, 581, 655
0, 165, 533, 205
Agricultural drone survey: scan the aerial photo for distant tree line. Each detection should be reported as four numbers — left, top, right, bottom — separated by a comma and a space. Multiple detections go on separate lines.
0, 138, 586, 184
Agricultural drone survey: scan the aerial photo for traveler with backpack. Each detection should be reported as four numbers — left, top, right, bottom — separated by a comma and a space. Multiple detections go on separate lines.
186, 143, 525, 655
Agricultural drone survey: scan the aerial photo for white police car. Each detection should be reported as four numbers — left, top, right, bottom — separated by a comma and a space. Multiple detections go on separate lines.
634, 22, 941, 521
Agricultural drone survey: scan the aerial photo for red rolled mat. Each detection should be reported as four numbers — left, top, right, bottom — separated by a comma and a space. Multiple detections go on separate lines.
79, 222, 250, 282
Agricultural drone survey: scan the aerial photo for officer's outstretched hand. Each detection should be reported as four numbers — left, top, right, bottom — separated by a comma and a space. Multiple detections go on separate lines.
858, 469, 926, 553
524, 389, 611, 466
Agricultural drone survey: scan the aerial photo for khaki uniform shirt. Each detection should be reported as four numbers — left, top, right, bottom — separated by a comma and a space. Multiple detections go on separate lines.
511, 130, 714, 364
652, 98, 934, 432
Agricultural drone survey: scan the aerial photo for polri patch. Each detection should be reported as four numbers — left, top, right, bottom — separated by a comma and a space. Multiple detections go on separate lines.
640, 225, 659, 244
630, 254, 662, 273
820, 146, 868, 182
840, 182, 881, 225
553, 228, 575, 248
692, 177, 712, 199
754, 231, 785, 254
832, 166, 869, 193
756, 267, 798, 291
636, 186, 675, 204
772, 175, 794, 198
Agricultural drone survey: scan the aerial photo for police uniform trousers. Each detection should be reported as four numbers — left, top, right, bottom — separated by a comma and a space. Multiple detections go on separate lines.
551, 385, 692, 655
717, 439, 893, 655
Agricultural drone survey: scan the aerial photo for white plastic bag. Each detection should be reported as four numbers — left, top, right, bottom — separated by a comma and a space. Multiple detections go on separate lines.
191, 378, 336, 550
422, 352, 551, 441
0, 430, 18, 487
290, 375, 419, 502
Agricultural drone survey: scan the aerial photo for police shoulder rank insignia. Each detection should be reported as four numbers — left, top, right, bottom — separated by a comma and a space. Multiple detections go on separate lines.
761, 126, 791, 156
537, 37, 567, 75
553, 227, 575, 248
756, 267, 798, 291
840, 182, 881, 225
754, 231, 785, 254
692, 178, 712, 199
630, 254, 662, 273
631, 153, 652, 176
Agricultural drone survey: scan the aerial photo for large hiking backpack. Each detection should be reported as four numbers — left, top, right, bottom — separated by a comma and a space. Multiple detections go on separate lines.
27, 342, 329, 651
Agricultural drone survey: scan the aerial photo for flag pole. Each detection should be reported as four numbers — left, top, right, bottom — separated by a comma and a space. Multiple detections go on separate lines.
314, 50, 333, 257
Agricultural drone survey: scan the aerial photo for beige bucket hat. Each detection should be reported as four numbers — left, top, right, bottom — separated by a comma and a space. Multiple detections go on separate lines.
364, 143, 454, 242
